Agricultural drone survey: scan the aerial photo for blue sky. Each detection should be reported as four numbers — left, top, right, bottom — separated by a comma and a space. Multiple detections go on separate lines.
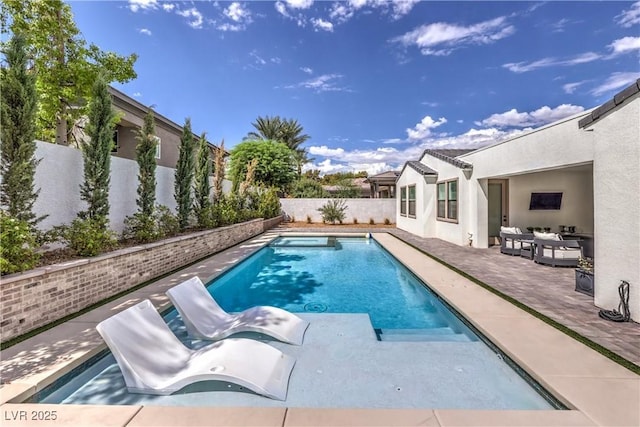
70, 1, 640, 175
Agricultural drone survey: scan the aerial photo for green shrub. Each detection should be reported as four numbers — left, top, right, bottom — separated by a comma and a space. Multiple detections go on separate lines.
0, 211, 40, 275
58, 217, 116, 257
353, 218, 358, 224
156, 205, 180, 238
123, 212, 160, 243
257, 187, 281, 219
318, 199, 347, 225
369, 218, 375, 225
291, 177, 327, 198
384, 218, 391, 225
307, 215, 312, 224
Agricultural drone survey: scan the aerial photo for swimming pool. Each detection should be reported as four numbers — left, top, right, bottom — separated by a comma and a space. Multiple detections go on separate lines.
213, 236, 476, 341
36, 236, 562, 409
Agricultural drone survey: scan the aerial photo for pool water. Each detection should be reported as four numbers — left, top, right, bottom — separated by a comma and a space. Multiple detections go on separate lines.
36, 236, 561, 409
212, 237, 475, 342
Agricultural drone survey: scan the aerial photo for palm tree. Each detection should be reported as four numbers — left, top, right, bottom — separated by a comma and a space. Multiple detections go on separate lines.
245, 116, 310, 151
279, 119, 310, 150
245, 116, 283, 141
292, 148, 314, 177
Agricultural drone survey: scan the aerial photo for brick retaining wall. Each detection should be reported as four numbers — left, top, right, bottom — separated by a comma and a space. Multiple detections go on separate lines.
0, 217, 282, 343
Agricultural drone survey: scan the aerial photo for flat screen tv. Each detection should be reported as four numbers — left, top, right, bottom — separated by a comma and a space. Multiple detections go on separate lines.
529, 192, 562, 210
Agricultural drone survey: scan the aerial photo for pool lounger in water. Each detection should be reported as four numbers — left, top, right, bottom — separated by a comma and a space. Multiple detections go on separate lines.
166, 276, 309, 345
96, 299, 296, 400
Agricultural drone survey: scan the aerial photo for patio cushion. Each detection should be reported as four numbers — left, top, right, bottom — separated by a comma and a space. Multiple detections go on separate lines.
534, 231, 561, 240
542, 247, 581, 260
501, 226, 522, 234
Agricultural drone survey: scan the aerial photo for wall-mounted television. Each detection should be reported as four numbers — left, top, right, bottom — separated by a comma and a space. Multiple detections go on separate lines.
529, 192, 562, 210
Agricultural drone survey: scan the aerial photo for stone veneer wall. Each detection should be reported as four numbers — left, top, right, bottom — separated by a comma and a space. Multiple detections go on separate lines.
0, 217, 282, 343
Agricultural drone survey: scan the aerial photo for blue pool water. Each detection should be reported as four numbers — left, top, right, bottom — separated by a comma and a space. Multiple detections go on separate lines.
36, 236, 559, 409
211, 237, 475, 342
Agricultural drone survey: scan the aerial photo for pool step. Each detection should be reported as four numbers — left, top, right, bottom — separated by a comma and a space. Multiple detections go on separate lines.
375, 327, 473, 342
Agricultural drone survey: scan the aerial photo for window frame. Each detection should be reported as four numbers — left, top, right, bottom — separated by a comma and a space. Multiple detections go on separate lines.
400, 186, 407, 216
436, 178, 459, 223
153, 135, 161, 159
408, 184, 416, 218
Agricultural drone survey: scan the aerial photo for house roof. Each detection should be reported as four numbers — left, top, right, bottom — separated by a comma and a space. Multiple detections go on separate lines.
421, 149, 474, 169
578, 79, 640, 128
365, 170, 400, 184
404, 161, 437, 176
108, 86, 227, 155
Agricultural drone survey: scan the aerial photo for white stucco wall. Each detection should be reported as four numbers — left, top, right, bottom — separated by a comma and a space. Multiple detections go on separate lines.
396, 167, 429, 236
508, 168, 594, 234
589, 96, 640, 321
279, 198, 396, 224
33, 141, 177, 234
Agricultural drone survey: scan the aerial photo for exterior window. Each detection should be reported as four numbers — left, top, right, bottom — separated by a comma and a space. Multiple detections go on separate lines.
153, 135, 161, 159
408, 185, 416, 217
400, 186, 407, 216
437, 179, 458, 222
447, 181, 457, 220
111, 129, 118, 153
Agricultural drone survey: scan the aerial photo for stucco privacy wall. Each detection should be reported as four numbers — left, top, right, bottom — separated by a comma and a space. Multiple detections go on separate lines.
0, 218, 277, 342
280, 198, 396, 224
33, 141, 177, 234
587, 94, 639, 321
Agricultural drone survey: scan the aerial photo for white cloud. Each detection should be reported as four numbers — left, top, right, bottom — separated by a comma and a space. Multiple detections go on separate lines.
284, 0, 314, 9
249, 50, 267, 65
138, 28, 152, 36
224, 2, 252, 23
309, 146, 345, 157
615, 1, 640, 27
389, 0, 420, 20
285, 74, 350, 93
591, 72, 640, 96
406, 116, 447, 141
563, 81, 588, 94
133, 92, 142, 98
128, 0, 158, 12
177, 7, 204, 29
608, 36, 640, 56
421, 101, 439, 107
217, 23, 244, 32
300, 67, 313, 74
503, 52, 601, 73
392, 16, 515, 56
162, 3, 175, 12
479, 104, 585, 128
329, 0, 417, 25
311, 18, 334, 32
275, 1, 289, 17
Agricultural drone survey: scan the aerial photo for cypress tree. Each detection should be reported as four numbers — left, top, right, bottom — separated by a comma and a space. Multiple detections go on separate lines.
213, 140, 226, 202
174, 118, 195, 229
135, 110, 157, 218
0, 34, 41, 227
193, 132, 212, 226
79, 74, 114, 221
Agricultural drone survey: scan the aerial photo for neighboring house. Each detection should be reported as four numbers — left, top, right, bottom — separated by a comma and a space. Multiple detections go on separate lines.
396, 79, 639, 322
107, 86, 226, 169
366, 171, 400, 198
322, 177, 371, 198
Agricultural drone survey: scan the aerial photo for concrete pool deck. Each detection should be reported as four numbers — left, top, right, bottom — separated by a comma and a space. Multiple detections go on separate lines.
1, 231, 638, 426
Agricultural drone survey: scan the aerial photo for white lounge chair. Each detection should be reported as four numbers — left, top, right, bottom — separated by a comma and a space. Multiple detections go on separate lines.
166, 276, 309, 345
96, 299, 295, 400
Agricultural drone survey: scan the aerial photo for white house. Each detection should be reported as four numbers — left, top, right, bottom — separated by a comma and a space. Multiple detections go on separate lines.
396, 79, 639, 322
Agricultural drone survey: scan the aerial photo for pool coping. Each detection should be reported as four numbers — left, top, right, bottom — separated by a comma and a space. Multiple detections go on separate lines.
0, 231, 638, 426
